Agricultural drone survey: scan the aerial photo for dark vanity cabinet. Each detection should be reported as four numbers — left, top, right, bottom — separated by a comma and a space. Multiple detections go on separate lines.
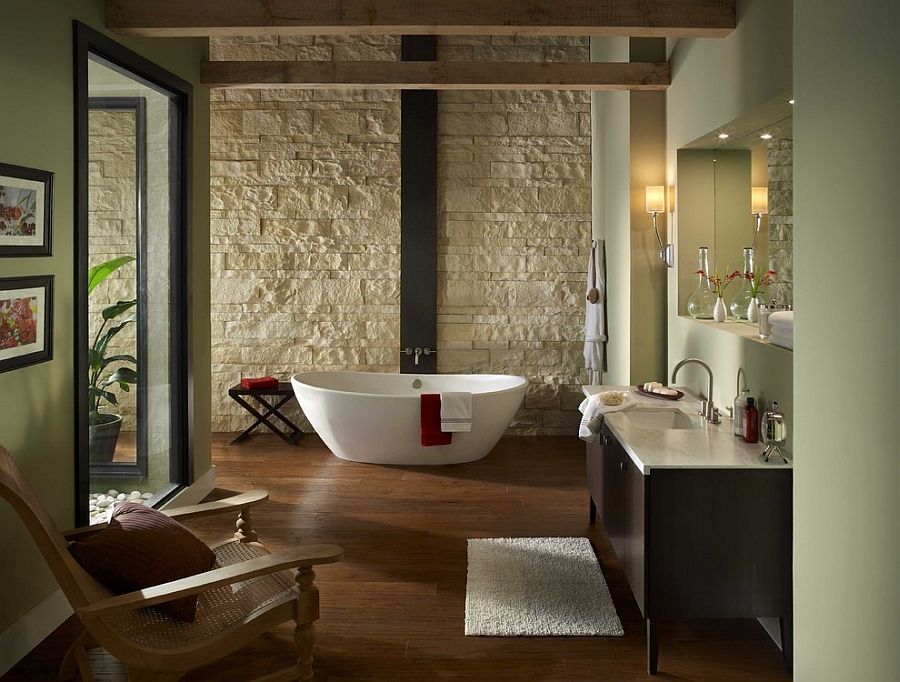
587, 424, 792, 674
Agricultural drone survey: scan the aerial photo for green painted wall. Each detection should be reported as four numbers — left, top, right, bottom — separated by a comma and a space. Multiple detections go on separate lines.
793, 1, 900, 679
591, 37, 667, 385
665, 0, 793, 418
0, 0, 209, 633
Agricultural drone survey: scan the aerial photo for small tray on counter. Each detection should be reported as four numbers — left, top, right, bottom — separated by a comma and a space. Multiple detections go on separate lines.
635, 384, 685, 401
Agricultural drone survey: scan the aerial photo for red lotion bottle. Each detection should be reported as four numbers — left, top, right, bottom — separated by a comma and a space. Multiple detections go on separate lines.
742, 397, 759, 443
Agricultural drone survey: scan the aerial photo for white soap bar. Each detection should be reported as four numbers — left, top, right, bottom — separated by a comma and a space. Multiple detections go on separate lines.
655, 387, 678, 396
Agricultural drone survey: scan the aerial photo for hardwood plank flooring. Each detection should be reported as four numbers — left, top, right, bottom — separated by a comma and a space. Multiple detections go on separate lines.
5, 434, 790, 681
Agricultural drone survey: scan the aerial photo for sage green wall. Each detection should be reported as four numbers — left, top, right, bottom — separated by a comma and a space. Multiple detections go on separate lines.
591, 37, 667, 385
793, 1, 900, 679
0, 0, 209, 634
665, 0, 792, 417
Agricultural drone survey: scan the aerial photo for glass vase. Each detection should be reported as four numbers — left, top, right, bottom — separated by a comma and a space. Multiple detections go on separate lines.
687, 246, 716, 319
729, 247, 755, 319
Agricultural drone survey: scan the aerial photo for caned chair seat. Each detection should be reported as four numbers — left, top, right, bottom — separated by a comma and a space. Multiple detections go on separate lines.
0, 443, 342, 681
105, 541, 295, 650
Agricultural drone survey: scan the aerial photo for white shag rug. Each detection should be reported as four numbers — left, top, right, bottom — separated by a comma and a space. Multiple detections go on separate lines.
465, 537, 624, 637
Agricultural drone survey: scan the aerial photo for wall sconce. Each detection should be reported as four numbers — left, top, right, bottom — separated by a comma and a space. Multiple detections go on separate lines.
751, 186, 768, 249
646, 185, 673, 268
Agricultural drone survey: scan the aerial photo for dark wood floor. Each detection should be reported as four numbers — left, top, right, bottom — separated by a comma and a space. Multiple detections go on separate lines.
7, 434, 790, 681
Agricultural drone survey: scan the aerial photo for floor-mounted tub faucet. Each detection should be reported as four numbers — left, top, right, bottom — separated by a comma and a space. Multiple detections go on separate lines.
403, 347, 435, 366
672, 357, 720, 424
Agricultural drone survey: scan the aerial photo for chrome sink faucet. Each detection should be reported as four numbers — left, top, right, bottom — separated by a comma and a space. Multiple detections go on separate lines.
671, 357, 720, 424
402, 347, 435, 366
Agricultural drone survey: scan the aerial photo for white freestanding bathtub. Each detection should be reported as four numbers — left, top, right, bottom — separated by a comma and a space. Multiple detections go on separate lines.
291, 371, 527, 465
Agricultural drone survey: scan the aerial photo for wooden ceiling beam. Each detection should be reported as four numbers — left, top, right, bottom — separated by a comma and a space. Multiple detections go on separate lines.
200, 60, 671, 91
107, 0, 735, 38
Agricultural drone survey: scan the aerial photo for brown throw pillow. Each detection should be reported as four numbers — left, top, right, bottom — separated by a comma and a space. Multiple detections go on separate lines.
69, 502, 216, 622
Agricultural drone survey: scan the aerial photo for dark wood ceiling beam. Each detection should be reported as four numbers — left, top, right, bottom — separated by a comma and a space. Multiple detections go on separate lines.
107, 0, 735, 38
200, 60, 671, 91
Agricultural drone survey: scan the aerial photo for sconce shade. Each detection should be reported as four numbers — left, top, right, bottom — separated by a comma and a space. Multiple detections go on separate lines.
752, 186, 769, 214
645, 185, 665, 213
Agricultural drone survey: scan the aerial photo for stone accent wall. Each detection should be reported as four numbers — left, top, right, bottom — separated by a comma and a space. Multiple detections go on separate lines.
88, 109, 138, 430
209, 36, 401, 432
436, 37, 592, 435
209, 35, 591, 435
767, 138, 793, 307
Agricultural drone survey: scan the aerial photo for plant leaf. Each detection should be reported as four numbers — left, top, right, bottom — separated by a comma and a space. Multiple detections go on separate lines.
100, 353, 137, 370
89, 386, 118, 406
94, 316, 134, 357
103, 367, 138, 387
88, 256, 135, 294
102, 299, 136, 320
88, 348, 103, 373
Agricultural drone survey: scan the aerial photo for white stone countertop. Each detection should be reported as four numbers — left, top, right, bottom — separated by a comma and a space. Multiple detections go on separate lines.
582, 385, 793, 475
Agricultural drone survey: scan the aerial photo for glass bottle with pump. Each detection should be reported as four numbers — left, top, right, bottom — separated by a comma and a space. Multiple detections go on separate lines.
687, 246, 716, 319
733, 387, 750, 437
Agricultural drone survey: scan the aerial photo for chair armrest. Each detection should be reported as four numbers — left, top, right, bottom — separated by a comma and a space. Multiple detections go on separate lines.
77, 543, 342, 620
161, 490, 269, 521
62, 491, 268, 540
63, 523, 109, 541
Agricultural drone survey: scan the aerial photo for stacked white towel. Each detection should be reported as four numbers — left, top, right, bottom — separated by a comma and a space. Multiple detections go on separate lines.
440, 392, 472, 432
768, 311, 794, 350
577, 393, 632, 443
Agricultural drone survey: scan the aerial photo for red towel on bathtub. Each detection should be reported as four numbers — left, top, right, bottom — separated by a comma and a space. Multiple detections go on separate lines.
240, 376, 279, 390
421, 394, 452, 446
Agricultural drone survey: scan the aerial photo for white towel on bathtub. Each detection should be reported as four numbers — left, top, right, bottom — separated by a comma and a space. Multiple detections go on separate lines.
440, 392, 472, 432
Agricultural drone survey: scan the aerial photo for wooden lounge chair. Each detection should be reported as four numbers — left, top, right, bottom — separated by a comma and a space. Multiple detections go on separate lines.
0, 444, 342, 681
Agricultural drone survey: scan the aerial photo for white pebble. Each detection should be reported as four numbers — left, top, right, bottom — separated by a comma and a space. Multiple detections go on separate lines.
141, 492, 153, 499
97, 499, 111, 508
107, 489, 119, 497
129, 491, 142, 499
116, 493, 127, 501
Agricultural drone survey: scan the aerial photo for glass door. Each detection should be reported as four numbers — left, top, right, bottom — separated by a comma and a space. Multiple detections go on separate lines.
75, 24, 192, 525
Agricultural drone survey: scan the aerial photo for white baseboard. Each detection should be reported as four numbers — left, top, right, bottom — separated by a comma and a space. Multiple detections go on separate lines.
0, 466, 216, 675
163, 465, 216, 509
0, 588, 72, 677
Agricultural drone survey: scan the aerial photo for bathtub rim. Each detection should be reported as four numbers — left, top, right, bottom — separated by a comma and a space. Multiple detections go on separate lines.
290, 370, 528, 399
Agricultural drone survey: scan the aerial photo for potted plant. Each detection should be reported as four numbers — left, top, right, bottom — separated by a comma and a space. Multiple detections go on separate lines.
88, 256, 138, 463
746, 269, 778, 322
696, 267, 741, 323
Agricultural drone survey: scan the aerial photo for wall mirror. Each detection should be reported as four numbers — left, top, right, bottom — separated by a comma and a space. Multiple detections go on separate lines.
676, 94, 793, 323
75, 23, 192, 525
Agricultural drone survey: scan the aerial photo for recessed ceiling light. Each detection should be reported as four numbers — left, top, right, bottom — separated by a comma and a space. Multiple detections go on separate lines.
718, 133, 730, 139
788, 99, 795, 104
760, 133, 773, 140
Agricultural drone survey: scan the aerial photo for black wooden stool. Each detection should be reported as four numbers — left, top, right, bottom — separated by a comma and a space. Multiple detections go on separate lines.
227, 381, 305, 445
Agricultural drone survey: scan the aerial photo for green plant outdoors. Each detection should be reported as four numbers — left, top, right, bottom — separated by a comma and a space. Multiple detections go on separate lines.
88, 255, 137, 422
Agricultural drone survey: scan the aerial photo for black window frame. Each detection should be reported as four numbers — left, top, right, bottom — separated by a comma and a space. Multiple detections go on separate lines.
74, 21, 193, 525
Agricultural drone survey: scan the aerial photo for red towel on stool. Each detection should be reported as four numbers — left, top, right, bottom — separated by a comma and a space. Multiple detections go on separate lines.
241, 376, 279, 390
421, 394, 452, 446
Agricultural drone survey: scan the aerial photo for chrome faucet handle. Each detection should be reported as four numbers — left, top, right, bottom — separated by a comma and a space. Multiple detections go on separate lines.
707, 405, 721, 424
402, 347, 413, 356
422, 347, 435, 356
698, 399, 708, 417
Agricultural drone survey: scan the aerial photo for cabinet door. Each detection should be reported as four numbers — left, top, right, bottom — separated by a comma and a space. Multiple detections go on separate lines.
586, 438, 604, 511
603, 435, 626, 557
621, 451, 646, 615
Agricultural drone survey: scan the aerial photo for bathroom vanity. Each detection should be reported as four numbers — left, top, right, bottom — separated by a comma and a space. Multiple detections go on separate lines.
583, 386, 792, 674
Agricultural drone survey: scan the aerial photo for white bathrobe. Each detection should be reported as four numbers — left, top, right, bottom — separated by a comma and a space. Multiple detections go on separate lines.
583, 241, 607, 374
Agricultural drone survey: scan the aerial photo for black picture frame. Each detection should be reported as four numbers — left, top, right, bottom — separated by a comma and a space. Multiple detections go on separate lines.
0, 275, 53, 373
0, 162, 53, 257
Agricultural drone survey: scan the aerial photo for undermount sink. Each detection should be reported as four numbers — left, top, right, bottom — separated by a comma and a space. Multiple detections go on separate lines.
619, 407, 699, 430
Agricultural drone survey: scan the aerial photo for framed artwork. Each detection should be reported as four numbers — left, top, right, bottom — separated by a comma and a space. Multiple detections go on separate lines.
0, 275, 53, 373
0, 162, 53, 256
